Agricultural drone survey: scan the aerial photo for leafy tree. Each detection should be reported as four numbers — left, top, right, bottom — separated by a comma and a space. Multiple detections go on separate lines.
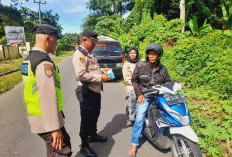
19, 6, 38, 45
87, 0, 134, 16
0, 5, 23, 42
81, 14, 100, 30
19, 7, 62, 45
94, 14, 124, 38
87, 0, 112, 16
0, 5, 62, 45
188, 16, 213, 36
57, 33, 80, 52
41, 10, 62, 34
221, 0, 232, 29
83, 0, 134, 30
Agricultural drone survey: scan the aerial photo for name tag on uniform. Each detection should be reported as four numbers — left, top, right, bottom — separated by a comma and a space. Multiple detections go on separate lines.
91, 59, 96, 69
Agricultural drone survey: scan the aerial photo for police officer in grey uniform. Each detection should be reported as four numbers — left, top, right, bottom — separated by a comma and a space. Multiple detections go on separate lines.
72, 29, 111, 157
21, 24, 72, 157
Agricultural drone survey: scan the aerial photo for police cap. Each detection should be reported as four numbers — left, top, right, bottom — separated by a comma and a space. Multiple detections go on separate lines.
34, 24, 62, 39
82, 29, 98, 43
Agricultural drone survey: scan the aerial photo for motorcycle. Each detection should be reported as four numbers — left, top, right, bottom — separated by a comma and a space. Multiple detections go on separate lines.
126, 75, 202, 157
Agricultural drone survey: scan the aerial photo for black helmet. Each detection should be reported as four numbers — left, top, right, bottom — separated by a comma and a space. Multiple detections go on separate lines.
145, 43, 163, 62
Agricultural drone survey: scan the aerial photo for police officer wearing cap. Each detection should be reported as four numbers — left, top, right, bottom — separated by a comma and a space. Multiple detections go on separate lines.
72, 29, 111, 157
21, 24, 72, 157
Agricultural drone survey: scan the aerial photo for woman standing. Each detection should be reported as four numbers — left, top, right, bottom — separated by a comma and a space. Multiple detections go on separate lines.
122, 46, 140, 122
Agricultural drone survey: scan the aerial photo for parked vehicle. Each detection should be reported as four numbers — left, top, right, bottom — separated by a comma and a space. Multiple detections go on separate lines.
126, 76, 202, 157
92, 36, 124, 79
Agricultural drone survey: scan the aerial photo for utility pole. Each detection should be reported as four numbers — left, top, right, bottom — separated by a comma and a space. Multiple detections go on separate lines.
34, 0, 46, 24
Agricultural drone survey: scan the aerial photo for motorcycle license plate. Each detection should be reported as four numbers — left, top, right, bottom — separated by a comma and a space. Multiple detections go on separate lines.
165, 94, 187, 105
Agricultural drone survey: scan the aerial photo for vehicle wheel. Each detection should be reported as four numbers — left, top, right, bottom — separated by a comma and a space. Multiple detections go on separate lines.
171, 135, 202, 157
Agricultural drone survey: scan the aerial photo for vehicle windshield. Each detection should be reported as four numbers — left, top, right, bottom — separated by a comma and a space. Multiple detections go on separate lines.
92, 41, 122, 56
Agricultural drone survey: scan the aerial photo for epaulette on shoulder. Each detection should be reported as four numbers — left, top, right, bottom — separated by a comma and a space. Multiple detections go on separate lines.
78, 46, 88, 56
26, 50, 53, 74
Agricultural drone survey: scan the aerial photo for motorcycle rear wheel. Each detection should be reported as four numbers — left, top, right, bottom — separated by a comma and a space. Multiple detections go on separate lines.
171, 135, 202, 157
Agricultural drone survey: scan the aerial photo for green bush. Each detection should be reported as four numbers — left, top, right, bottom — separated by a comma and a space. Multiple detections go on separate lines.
117, 14, 184, 56
163, 30, 232, 100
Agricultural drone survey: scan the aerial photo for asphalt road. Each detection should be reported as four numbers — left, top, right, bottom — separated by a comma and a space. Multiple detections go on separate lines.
0, 57, 172, 157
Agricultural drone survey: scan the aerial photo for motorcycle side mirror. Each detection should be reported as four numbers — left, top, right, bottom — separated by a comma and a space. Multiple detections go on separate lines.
155, 85, 161, 88
180, 70, 186, 76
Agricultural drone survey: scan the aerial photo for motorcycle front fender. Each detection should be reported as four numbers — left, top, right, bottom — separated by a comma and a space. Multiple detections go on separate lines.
169, 126, 199, 143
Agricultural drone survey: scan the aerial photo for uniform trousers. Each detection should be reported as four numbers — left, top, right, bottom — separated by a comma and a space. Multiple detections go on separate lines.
79, 88, 101, 145
38, 127, 72, 157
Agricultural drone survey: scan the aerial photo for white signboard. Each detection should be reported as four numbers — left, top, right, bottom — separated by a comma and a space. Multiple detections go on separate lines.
5, 26, 26, 45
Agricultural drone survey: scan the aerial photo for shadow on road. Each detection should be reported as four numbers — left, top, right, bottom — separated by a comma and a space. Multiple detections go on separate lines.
75, 114, 130, 157
138, 135, 171, 154
104, 79, 122, 83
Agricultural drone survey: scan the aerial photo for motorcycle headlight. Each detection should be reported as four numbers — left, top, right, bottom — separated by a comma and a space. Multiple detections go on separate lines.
161, 102, 190, 125
179, 115, 190, 125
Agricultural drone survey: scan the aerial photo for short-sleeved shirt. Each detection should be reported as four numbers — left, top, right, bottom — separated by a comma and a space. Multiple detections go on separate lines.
27, 47, 64, 133
72, 46, 102, 93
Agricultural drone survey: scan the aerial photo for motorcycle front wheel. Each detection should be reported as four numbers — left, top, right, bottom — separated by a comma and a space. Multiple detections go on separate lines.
171, 135, 202, 157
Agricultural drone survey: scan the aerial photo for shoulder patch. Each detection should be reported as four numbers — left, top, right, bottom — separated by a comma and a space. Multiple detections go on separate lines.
44, 68, 53, 77
43, 63, 54, 69
43, 64, 54, 77
79, 56, 85, 63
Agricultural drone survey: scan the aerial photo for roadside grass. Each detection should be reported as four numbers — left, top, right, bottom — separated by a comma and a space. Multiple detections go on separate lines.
183, 89, 232, 157
56, 50, 74, 57
0, 58, 24, 75
0, 71, 22, 93
52, 57, 62, 64
0, 56, 66, 94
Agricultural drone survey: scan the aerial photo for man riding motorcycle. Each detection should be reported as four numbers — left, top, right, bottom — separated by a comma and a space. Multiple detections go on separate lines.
128, 43, 184, 156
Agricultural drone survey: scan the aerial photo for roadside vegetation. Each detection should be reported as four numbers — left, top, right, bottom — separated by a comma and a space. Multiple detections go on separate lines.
82, 0, 232, 156
1, 0, 232, 155
0, 3, 80, 51
0, 3, 76, 94
0, 53, 71, 94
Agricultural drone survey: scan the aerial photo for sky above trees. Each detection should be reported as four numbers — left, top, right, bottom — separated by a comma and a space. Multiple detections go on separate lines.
1, 0, 90, 33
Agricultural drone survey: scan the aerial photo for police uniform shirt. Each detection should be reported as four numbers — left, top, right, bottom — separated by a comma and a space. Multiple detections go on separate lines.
72, 45, 102, 93
27, 47, 64, 133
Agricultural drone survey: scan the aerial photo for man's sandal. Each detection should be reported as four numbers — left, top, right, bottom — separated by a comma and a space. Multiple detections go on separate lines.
128, 147, 137, 156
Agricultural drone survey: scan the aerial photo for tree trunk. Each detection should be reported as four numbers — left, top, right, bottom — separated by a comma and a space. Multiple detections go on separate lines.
180, 0, 185, 33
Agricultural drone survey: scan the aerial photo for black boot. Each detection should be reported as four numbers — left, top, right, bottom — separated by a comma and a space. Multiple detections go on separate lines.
89, 134, 108, 143
80, 145, 97, 157
80, 139, 97, 157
